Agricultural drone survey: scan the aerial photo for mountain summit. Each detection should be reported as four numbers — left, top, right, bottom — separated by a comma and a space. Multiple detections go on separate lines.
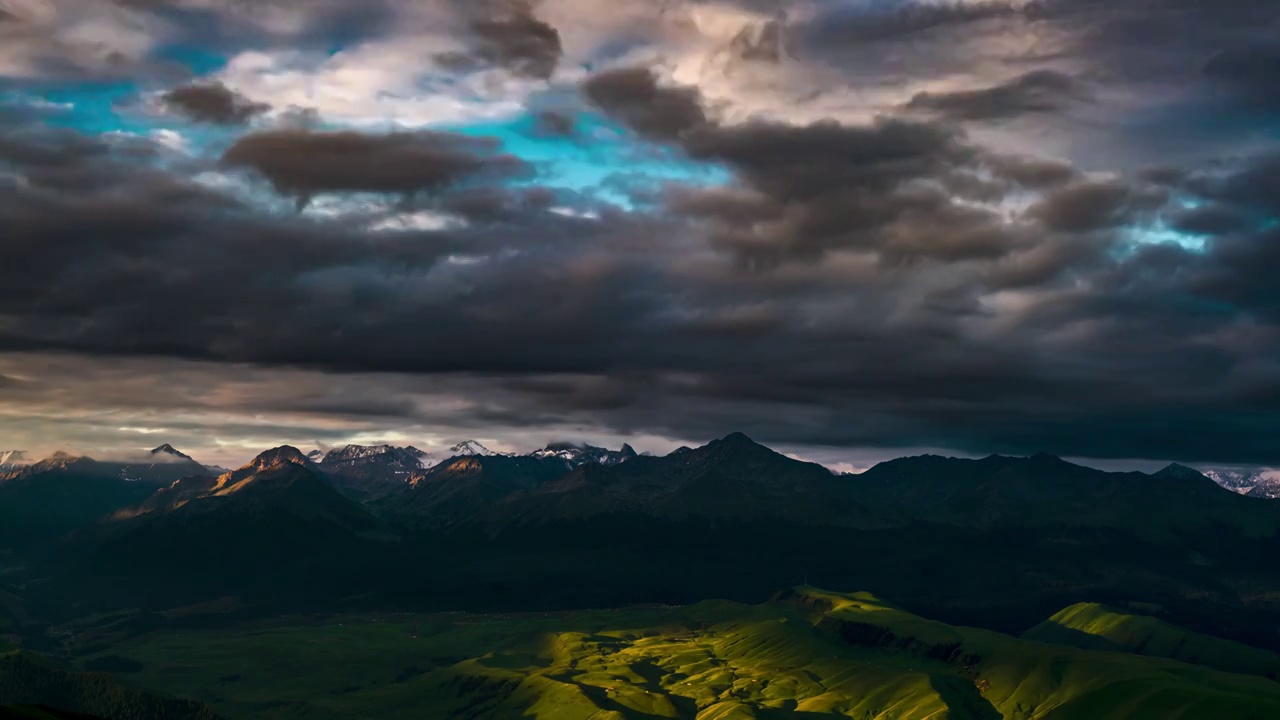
448, 440, 504, 457
706, 431, 770, 453
150, 444, 196, 462
0, 449, 29, 472
484, 432, 867, 527
1153, 463, 1210, 482
321, 444, 434, 468
249, 446, 315, 471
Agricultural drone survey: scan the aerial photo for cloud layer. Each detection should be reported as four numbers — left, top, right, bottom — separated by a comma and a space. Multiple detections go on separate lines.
2, 0, 1280, 466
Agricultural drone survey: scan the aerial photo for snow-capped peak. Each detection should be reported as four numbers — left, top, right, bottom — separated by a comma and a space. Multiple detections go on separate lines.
447, 440, 503, 457
1203, 468, 1280, 498
532, 442, 637, 468
320, 440, 435, 461
318, 444, 438, 471
0, 450, 30, 469
324, 444, 398, 462
150, 444, 195, 462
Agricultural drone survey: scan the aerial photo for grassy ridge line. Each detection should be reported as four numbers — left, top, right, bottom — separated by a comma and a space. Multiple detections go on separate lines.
1023, 602, 1280, 678
69, 588, 1280, 719
798, 588, 1280, 719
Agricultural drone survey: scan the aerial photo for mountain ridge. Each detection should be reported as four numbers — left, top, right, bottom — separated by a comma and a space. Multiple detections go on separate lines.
481, 432, 873, 528
20, 431, 1280, 653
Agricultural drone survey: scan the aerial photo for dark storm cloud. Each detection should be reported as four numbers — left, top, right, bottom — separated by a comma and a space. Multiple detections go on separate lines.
800, 1, 1020, 45
675, 118, 1028, 264
771, 0, 1280, 173
532, 110, 577, 138
0, 98, 74, 129
1168, 204, 1257, 237
9, 1, 1280, 467
162, 81, 270, 125
436, 185, 559, 222
468, 0, 563, 80
0, 124, 653, 373
1043, 0, 1278, 71
1026, 180, 1161, 234
905, 70, 1092, 122
681, 118, 969, 196
583, 67, 710, 141
434, 0, 563, 80
110, 0, 407, 52
1028, 0, 1280, 155
1204, 44, 1280, 94
983, 154, 1079, 190
6, 119, 1280, 464
221, 129, 533, 202
585, 67, 1025, 265
1192, 152, 1280, 215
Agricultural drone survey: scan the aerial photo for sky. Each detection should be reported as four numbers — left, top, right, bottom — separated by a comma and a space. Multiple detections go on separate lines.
1, 0, 1279, 471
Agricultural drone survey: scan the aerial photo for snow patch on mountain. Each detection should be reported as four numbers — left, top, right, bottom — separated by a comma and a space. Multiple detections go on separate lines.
1203, 468, 1280, 499
447, 440, 506, 457
0, 450, 29, 470
148, 444, 197, 463
532, 442, 638, 468
320, 444, 437, 470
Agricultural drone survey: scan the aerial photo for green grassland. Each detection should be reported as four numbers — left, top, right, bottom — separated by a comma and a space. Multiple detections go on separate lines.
1023, 602, 1280, 678
64, 588, 1280, 720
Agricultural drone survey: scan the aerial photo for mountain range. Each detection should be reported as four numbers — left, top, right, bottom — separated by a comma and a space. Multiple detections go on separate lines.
5, 441, 1278, 500
10, 437, 1279, 550
4, 433, 1280, 659
7, 431, 1280, 719
0, 447, 214, 548
1204, 468, 1280, 499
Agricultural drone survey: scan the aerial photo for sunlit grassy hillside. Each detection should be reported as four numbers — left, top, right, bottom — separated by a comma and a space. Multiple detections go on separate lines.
66, 588, 1280, 720
1024, 601, 1280, 679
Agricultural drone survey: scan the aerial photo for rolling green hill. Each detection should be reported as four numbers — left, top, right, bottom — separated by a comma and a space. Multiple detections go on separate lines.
71, 588, 1280, 720
1024, 602, 1280, 678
